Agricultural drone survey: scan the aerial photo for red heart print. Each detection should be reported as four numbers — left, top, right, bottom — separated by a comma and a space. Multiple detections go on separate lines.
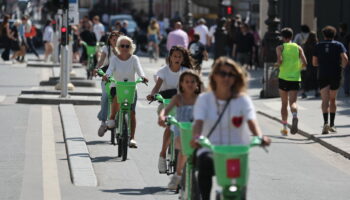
232, 116, 243, 128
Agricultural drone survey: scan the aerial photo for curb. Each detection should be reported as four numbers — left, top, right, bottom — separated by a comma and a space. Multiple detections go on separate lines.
26, 62, 83, 68
17, 94, 100, 105
59, 104, 97, 186
21, 89, 102, 96
257, 110, 350, 159
40, 80, 96, 87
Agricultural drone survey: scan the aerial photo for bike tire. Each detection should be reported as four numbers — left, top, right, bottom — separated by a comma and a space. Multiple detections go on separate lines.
117, 136, 122, 157
111, 128, 116, 145
121, 112, 129, 161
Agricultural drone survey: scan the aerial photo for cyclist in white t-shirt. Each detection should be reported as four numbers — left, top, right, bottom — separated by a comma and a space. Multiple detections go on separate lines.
146, 46, 194, 173
104, 35, 149, 148
191, 57, 271, 200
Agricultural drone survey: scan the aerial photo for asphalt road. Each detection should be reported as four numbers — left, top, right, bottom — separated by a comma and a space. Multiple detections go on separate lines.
1, 57, 350, 200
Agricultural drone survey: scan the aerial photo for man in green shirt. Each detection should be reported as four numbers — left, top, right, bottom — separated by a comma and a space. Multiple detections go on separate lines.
276, 28, 307, 135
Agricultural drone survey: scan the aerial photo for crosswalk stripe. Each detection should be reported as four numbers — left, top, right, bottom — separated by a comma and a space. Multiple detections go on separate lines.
42, 106, 61, 200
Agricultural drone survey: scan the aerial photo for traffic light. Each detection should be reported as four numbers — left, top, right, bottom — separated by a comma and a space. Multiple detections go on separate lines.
226, 6, 233, 15
61, 26, 68, 46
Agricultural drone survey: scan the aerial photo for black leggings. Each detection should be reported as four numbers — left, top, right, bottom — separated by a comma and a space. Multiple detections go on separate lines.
197, 152, 214, 200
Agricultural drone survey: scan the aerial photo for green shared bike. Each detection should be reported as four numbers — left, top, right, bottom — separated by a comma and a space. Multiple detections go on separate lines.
149, 94, 177, 175
97, 69, 146, 161
82, 41, 104, 80
166, 116, 200, 200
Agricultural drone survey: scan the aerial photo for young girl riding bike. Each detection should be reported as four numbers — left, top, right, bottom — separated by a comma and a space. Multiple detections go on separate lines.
146, 45, 194, 174
191, 57, 271, 200
158, 70, 203, 190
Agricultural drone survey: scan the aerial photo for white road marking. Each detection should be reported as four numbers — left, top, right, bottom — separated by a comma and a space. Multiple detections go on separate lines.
42, 106, 61, 200
0, 95, 5, 103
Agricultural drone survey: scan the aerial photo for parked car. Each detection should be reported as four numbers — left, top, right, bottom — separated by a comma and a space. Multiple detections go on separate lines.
109, 14, 138, 37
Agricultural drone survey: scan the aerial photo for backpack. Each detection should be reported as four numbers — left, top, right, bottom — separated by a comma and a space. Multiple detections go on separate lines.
25, 26, 37, 38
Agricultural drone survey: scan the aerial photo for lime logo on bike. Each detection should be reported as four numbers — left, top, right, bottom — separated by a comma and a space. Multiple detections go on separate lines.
232, 116, 243, 128
124, 90, 129, 94
226, 159, 240, 178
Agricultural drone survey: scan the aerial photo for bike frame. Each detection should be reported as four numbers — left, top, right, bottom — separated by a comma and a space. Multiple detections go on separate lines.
97, 69, 144, 160
154, 94, 177, 175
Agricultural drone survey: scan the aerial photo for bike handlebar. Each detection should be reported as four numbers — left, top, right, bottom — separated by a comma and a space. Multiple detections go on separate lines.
197, 136, 266, 150
97, 69, 147, 86
165, 115, 179, 127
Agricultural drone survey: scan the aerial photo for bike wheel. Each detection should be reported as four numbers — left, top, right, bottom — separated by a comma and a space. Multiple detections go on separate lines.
121, 112, 129, 161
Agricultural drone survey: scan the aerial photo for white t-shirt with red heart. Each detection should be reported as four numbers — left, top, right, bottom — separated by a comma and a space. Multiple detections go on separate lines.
193, 92, 256, 147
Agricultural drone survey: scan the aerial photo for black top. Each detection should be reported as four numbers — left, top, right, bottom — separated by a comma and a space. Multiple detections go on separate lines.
313, 40, 347, 79
235, 32, 255, 53
80, 30, 97, 46
188, 41, 205, 63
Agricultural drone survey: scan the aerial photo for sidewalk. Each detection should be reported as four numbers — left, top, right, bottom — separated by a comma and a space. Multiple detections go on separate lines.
247, 69, 350, 159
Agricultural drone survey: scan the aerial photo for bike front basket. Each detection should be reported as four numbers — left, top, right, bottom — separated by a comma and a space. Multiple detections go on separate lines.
212, 145, 250, 187
116, 81, 137, 104
179, 122, 194, 156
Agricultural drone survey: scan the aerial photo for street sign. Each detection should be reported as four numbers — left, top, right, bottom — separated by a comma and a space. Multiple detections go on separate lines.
68, 0, 79, 25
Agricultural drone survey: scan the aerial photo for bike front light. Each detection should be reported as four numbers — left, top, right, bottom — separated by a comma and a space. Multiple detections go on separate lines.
228, 185, 238, 192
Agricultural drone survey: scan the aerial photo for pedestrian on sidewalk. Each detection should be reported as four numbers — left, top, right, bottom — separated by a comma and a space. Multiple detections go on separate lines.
188, 33, 208, 73
312, 26, 349, 134
22, 15, 40, 60
276, 28, 307, 135
42, 20, 54, 62
0, 14, 12, 61
301, 32, 319, 98
166, 21, 189, 52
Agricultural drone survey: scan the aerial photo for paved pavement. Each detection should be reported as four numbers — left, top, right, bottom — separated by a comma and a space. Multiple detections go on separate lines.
247, 69, 350, 159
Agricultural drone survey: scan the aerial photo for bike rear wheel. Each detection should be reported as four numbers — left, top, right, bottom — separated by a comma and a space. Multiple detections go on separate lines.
121, 112, 129, 161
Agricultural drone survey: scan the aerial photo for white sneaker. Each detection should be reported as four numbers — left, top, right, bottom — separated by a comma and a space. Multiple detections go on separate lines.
106, 120, 115, 129
168, 174, 181, 190
98, 124, 107, 137
158, 156, 167, 174
129, 139, 138, 148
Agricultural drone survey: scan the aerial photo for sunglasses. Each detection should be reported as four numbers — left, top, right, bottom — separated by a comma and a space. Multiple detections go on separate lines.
119, 44, 130, 49
216, 70, 236, 78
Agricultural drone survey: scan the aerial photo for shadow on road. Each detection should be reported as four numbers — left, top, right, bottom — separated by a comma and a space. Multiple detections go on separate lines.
101, 186, 172, 196
91, 156, 117, 162
86, 140, 111, 145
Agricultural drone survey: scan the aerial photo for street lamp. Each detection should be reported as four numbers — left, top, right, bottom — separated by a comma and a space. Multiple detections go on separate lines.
260, 0, 282, 98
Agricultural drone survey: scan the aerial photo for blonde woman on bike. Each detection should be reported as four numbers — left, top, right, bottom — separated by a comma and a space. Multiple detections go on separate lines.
104, 35, 149, 148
